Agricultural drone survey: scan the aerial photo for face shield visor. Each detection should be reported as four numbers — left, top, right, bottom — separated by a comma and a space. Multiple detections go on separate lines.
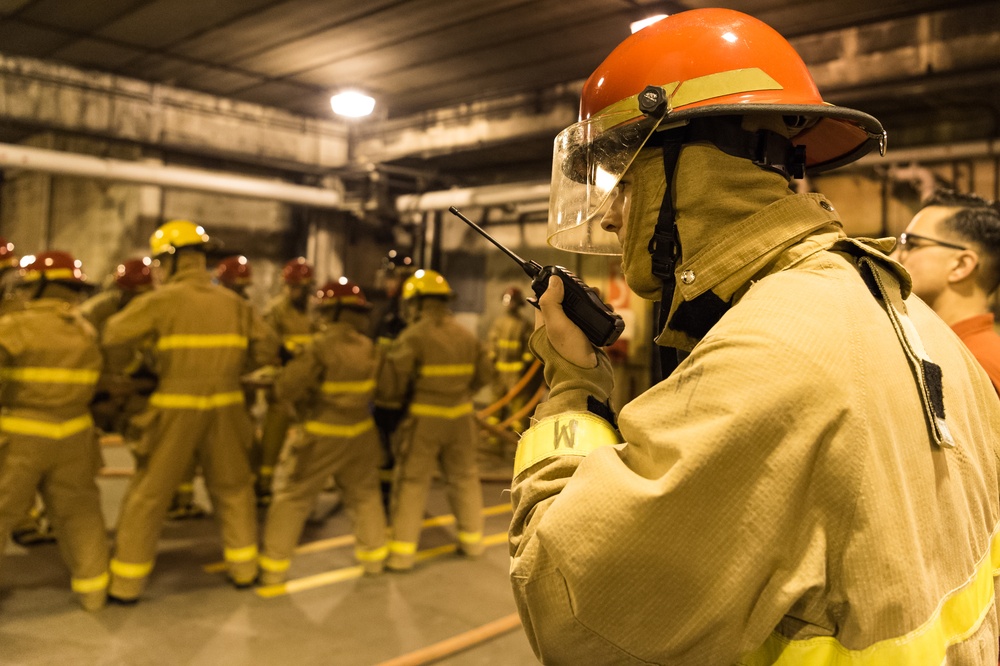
548, 109, 664, 255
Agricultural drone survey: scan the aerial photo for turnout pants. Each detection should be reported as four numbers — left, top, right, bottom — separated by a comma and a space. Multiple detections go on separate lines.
0, 426, 108, 610
388, 413, 483, 568
260, 423, 386, 583
109, 403, 258, 599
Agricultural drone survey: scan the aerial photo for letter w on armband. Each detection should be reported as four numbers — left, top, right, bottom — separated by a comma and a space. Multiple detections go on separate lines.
514, 410, 621, 478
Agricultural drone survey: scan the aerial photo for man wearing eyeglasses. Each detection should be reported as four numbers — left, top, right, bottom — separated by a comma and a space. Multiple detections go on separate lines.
894, 189, 1000, 394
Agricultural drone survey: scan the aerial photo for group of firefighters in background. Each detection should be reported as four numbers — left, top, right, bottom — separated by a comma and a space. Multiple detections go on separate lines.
0, 220, 536, 610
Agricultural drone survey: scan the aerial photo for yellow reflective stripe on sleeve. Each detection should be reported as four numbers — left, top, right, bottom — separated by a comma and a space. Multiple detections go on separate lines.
258, 555, 291, 573
303, 419, 375, 438
321, 379, 375, 394
149, 391, 245, 410
495, 361, 525, 373
224, 545, 259, 563
458, 531, 482, 545
409, 403, 473, 419
741, 526, 1000, 666
157, 334, 248, 350
355, 545, 388, 562
110, 558, 153, 579
514, 412, 620, 478
388, 540, 417, 556
283, 335, 313, 351
497, 340, 521, 350
420, 364, 474, 377
71, 572, 109, 593
0, 367, 100, 384
0, 413, 93, 439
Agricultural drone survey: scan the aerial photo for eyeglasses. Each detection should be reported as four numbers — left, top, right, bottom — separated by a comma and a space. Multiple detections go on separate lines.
897, 232, 968, 254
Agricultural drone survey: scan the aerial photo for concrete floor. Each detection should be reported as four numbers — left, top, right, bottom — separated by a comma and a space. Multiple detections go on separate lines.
0, 443, 537, 666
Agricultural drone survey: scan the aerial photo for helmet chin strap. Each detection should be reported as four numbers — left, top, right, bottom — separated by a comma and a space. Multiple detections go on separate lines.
648, 131, 685, 382
646, 117, 805, 381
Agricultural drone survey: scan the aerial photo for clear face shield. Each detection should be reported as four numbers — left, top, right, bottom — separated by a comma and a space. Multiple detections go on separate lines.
548, 110, 664, 255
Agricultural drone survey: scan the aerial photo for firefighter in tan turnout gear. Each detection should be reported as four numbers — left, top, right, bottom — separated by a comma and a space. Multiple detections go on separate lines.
0, 251, 108, 611
376, 269, 492, 571
259, 278, 387, 584
510, 9, 1000, 664
255, 257, 317, 505
486, 286, 534, 432
103, 220, 279, 602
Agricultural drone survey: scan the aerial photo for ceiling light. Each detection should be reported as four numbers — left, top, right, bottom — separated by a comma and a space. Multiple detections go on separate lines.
330, 91, 376, 118
630, 14, 668, 34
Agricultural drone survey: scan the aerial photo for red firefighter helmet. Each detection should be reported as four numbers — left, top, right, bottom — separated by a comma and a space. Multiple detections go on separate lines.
19, 250, 87, 284
114, 258, 153, 292
215, 255, 253, 287
316, 278, 372, 310
502, 286, 524, 307
548, 8, 886, 254
282, 257, 314, 286
0, 237, 17, 269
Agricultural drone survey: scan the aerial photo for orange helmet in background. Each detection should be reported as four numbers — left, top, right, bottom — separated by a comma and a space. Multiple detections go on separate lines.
215, 255, 253, 288
316, 278, 372, 310
0, 237, 17, 269
282, 257, 314, 286
502, 286, 524, 308
19, 250, 87, 284
114, 258, 153, 292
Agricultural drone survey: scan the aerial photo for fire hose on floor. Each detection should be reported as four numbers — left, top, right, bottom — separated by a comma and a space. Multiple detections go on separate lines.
475, 359, 545, 453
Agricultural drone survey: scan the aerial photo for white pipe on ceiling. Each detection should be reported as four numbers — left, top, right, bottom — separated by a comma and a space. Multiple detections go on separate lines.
0, 142, 344, 209
852, 139, 1000, 168
396, 181, 550, 213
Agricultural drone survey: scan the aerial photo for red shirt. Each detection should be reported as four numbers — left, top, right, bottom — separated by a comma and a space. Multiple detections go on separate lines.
951, 313, 1000, 396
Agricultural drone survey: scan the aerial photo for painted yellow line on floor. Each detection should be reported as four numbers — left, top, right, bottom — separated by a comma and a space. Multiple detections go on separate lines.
203, 503, 511, 573
256, 531, 509, 599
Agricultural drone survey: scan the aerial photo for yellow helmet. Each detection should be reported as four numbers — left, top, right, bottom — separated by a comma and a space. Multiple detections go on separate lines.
150, 220, 210, 257
401, 269, 452, 300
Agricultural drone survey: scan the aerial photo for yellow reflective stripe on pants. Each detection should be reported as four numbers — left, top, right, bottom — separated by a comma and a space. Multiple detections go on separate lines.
458, 531, 482, 545
258, 555, 291, 572
303, 419, 375, 438
388, 541, 417, 556
157, 334, 248, 350
495, 361, 525, 373
409, 403, 473, 419
0, 413, 93, 439
355, 545, 388, 562
321, 379, 375, 394
496, 339, 521, 350
149, 391, 244, 410
514, 412, 620, 478
0, 367, 100, 384
420, 364, 474, 377
110, 558, 154, 579
71, 572, 109, 593
743, 526, 1000, 665
225, 545, 258, 563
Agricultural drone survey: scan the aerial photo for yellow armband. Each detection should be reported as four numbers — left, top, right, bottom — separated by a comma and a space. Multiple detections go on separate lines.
514, 412, 620, 478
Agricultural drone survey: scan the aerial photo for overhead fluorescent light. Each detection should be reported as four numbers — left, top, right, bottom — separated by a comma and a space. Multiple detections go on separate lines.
330, 91, 376, 118
630, 14, 668, 34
